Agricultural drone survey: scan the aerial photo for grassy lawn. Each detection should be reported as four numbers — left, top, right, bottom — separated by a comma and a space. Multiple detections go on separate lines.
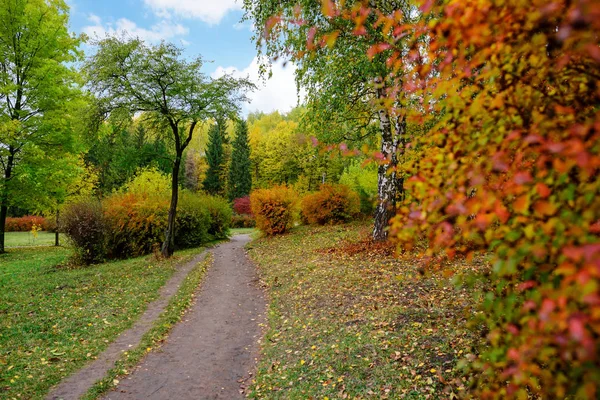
0, 245, 204, 399
247, 222, 486, 399
5, 232, 64, 248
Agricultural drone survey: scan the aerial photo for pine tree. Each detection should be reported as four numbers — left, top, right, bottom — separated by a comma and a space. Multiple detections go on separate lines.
203, 122, 225, 195
228, 119, 252, 200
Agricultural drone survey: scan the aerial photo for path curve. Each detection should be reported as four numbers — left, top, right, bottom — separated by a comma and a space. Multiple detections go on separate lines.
102, 234, 266, 400
48, 250, 209, 400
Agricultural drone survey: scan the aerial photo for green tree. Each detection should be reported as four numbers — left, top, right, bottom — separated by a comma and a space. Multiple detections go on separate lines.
84, 37, 254, 257
85, 121, 172, 195
0, 0, 83, 253
203, 122, 225, 196
228, 119, 252, 200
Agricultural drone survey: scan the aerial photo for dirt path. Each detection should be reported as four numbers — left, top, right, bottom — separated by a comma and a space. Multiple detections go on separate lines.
48, 251, 209, 400
101, 234, 266, 400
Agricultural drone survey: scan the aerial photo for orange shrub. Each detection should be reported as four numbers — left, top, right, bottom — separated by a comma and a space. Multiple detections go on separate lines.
301, 184, 360, 225
250, 186, 297, 235
103, 192, 169, 258
5, 216, 47, 232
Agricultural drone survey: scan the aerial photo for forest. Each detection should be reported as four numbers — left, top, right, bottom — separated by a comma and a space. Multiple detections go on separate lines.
1, 0, 598, 399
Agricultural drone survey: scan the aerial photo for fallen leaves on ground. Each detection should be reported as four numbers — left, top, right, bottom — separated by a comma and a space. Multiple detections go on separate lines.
248, 222, 487, 399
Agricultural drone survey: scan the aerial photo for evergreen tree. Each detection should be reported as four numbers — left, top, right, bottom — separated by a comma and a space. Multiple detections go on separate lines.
203, 122, 225, 195
229, 119, 252, 200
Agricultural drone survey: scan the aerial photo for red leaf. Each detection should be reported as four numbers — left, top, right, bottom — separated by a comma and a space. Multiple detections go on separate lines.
536, 183, 551, 198
420, 0, 435, 13
539, 299, 555, 321
569, 318, 585, 342
514, 171, 532, 185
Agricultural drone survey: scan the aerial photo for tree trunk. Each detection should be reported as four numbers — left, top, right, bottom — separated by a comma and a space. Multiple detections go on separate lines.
372, 80, 401, 242
161, 152, 181, 258
0, 152, 14, 254
55, 208, 60, 247
0, 204, 7, 254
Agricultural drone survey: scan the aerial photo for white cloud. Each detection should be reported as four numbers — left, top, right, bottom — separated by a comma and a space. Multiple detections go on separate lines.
212, 57, 305, 115
143, 0, 241, 25
88, 13, 102, 25
83, 15, 189, 43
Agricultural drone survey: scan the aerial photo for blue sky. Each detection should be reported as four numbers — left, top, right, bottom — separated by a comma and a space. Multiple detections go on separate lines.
67, 0, 300, 114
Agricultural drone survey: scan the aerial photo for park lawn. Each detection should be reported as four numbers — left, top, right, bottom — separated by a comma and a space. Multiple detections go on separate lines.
0, 245, 204, 400
5, 232, 64, 248
247, 222, 487, 399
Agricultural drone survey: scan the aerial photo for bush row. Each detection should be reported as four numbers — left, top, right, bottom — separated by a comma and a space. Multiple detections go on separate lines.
250, 184, 362, 236
62, 192, 231, 265
5, 216, 56, 232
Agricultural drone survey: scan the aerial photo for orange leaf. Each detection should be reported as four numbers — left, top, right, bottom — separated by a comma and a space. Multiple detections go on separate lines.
514, 194, 530, 214
534, 200, 557, 217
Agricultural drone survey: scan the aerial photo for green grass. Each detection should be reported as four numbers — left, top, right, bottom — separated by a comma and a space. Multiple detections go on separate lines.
5, 231, 64, 248
230, 227, 258, 236
247, 222, 485, 399
0, 245, 205, 400
83, 253, 213, 399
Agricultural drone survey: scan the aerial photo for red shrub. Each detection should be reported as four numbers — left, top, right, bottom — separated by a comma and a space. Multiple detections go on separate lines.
233, 196, 253, 215
301, 184, 360, 225
5, 216, 47, 232
250, 186, 297, 235
61, 201, 108, 265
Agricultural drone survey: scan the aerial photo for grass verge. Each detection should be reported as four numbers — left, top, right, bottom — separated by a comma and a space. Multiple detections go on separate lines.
82, 253, 213, 399
4, 232, 64, 248
0, 246, 204, 400
247, 222, 486, 399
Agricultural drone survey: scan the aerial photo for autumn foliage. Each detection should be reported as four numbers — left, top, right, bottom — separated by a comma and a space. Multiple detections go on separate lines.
301, 184, 360, 225
250, 186, 297, 235
356, 0, 599, 398
103, 192, 169, 258
62, 191, 231, 264
5, 216, 52, 232
264, 0, 600, 397
61, 201, 108, 265
233, 196, 253, 216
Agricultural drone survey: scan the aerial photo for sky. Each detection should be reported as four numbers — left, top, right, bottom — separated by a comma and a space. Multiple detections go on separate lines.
67, 0, 300, 115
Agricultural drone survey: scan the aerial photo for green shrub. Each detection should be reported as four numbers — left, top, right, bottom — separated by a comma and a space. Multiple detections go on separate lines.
201, 195, 232, 240
301, 184, 360, 225
175, 193, 212, 248
339, 160, 378, 215
121, 166, 171, 197
61, 200, 108, 265
250, 186, 297, 235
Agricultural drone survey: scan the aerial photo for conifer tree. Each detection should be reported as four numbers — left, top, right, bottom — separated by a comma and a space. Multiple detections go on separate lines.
203, 122, 225, 195
228, 119, 252, 200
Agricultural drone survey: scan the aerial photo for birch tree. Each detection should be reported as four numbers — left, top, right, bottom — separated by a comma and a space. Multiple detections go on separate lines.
243, 0, 419, 240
